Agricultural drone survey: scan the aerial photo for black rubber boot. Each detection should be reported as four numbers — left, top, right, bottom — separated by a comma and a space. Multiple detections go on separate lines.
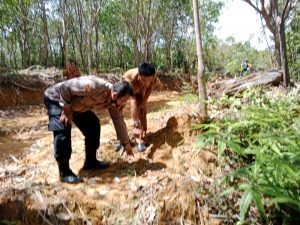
58, 161, 83, 183
83, 159, 110, 170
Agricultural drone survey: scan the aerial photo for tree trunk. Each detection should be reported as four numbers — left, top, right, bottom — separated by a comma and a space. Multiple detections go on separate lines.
135, 0, 140, 66
19, 1, 31, 68
13, 34, 17, 69
120, 32, 125, 68
19, 18, 30, 67
23, 26, 30, 68
208, 70, 283, 97
279, 24, 290, 86
70, 0, 85, 71
84, 3, 99, 74
166, 42, 172, 72
242, 0, 293, 87
144, 0, 152, 62
7, 37, 12, 67
122, 0, 140, 66
274, 37, 281, 67
95, 21, 100, 72
40, 0, 50, 67
274, 0, 290, 87
0, 33, 6, 67
61, 0, 68, 68
166, 17, 176, 72
192, 0, 207, 117
87, 32, 93, 74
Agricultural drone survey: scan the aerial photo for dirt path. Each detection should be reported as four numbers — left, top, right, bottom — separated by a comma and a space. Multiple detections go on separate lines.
0, 91, 221, 225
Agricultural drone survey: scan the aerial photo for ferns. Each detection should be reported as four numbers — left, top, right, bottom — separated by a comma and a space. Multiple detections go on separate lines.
194, 86, 300, 223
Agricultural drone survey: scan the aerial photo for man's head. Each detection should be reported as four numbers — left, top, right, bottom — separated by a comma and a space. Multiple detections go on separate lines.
138, 62, 156, 85
111, 81, 134, 107
138, 62, 155, 77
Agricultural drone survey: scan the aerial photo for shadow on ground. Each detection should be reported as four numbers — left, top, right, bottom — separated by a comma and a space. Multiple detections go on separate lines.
78, 158, 166, 182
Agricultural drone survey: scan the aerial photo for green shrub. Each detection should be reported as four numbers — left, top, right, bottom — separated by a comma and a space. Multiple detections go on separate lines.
193, 87, 300, 224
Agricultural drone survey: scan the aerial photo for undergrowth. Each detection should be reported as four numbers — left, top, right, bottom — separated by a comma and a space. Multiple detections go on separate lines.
194, 86, 300, 224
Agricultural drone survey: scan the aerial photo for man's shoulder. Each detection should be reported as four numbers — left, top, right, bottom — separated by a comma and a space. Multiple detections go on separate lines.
65, 75, 112, 89
123, 68, 139, 80
85, 75, 112, 88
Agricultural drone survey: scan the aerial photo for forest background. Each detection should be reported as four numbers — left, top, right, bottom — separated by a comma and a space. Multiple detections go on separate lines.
0, 0, 299, 80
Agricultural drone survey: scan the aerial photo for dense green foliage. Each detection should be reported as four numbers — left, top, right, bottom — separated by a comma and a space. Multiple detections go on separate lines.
1, 0, 297, 78
286, 8, 300, 80
0, 0, 223, 73
0, 0, 298, 82
194, 86, 300, 223
213, 37, 273, 76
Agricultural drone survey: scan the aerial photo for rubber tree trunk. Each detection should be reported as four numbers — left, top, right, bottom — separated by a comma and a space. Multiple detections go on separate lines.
274, 0, 290, 87
192, 0, 207, 117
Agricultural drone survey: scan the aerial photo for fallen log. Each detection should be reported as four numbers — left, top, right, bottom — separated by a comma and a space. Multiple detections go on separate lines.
208, 70, 283, 98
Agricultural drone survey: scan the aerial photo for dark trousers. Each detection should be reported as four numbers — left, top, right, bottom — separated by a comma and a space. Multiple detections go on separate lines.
44, 95, 100, 163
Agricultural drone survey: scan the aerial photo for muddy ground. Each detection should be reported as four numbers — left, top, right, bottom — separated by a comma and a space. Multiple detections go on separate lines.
0, 72, 234, 225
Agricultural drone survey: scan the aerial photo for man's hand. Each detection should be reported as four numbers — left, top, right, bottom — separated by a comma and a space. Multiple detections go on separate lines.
121, 143, 134, 157
60, 107, 73, 126
119, 105, 125, 113
134, 127, 144, 141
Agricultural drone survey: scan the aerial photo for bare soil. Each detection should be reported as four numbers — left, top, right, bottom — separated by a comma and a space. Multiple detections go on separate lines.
1, 68, 291, 224
0, 89, 226, 225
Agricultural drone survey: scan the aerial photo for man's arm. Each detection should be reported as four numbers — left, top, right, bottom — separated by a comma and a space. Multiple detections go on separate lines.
108, 107, 130, 143
108, 107, 133, 156
141, 78, 157, 106
142, 86, 153, 105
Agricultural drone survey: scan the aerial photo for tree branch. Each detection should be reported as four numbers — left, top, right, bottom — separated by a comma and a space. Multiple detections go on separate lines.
281, 0, 292, 23
242, 0, 262, 14
243, 0, 275, 34
270, 0, 274, 16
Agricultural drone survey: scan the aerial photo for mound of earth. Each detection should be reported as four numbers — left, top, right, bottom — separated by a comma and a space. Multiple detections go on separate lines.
0, 67, 185, 110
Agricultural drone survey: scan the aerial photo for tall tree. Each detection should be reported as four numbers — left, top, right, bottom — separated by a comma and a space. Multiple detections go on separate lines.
99, 0, 129, 70
199, 0, 223, 71
68, 0, 86, 70
80, 0, 102, 74
0, 0, 223, 73
38, 0, 51, 67
140, 0, 154, 62
286, 5, 300, 80
157, 0, 190, 72
121, 0, 141, 66
6, 0, 36, 68
242, 0, 297, 87
192, 0, 207, 116
59, 0, 68, 68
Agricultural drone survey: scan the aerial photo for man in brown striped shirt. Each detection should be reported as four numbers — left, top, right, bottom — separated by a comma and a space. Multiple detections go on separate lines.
122, 62, 156, 152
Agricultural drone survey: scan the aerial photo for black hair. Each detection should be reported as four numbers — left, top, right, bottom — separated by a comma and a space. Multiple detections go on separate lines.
112, 80, 134, 97
68, 59, 78, 66
138, 62, 155, 77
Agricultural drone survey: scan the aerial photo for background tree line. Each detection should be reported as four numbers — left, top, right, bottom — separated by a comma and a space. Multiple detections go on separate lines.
0, 0, 299, 80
